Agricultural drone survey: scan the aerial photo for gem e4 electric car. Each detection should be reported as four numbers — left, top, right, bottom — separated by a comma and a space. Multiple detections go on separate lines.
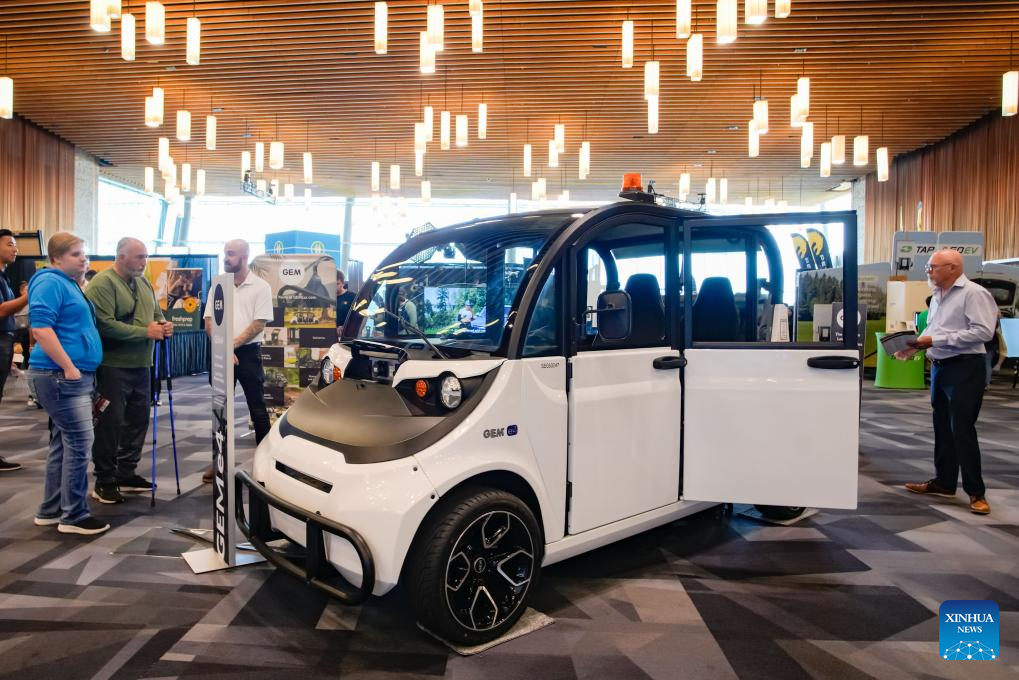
237, 182, 862, 645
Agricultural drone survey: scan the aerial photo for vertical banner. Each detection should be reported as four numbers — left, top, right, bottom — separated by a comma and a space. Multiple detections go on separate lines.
210, 274, 236, 567
165, 268, 204, 331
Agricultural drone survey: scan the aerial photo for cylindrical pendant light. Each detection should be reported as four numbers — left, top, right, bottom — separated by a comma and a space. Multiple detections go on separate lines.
419, 32, 435, 74
705, 177, 716, 204
427, 5, 444, 52
832, 134, 846, 165
537, 177, 547, 201
716, 0, 737, 44
1004, 70, 1019, 117
106, 1, 122, 19
421, 180, 432, 203
677, 0, 692, 38
644, 61, 660, 100
196, 168, 206, 196
764, 196, 775, 207
415, 150, 424, 177
91, 0, 111, 32
472, 11, 483, 53
255, 142, 265, 173
819, 141, 832, 178
181, 163, 192, 193
164, 181, 177, 202
0, 76, 12, 120
853, 135, 869, 166
523, 143, 532, 177
877, 146, 889, 182
621, 20, 634, 68
144, 167, 155, 193
371, 161, 380, 192
186, 17, 200, 65
753, 98, 769, 134
509, 192, 518, 213
176, 110, 191, 141
719, 178, 728, 204
440, 110, 451, 150
145, 2, 165, 45
303, 152, 313, 184
687, 33, 703, 81
559, 190, 570, 206
152, 86, 164, 124
797, 76, 810, 117
374, 2, 388, 55
285, 183, 295, 202
390, 164, 401, 190
121, 12, 136, 60
414, 122, 426, 153
548, 139, 559, 168
478, 102, 487, 139
424, 105, 434, 141
790, 93, 806, 128
775, 0, 792, 19
647, 95, 659, 134
240, 150, 251, 179
166, 162, 177, 188
269, 141, 284, 170
257, 178, 267, 195
158, 136, 170, 167
579, 141, 591, 180
205, 115, 216, 151
455, 114, 468, 147
144, 97, 160, 127
800, 121, 813, 168
679, 172, 691, 200
531, 181, 539, 203
748, 119, 760, 157
470, 1, 483, 15
746, 0, 767, 25
554, 123, 565, 152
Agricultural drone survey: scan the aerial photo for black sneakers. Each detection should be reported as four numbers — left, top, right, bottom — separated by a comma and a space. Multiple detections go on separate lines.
91, 482, 126, 504
58, 516, 110, 535
0, 457, 22, 472
117, 475, 155, 493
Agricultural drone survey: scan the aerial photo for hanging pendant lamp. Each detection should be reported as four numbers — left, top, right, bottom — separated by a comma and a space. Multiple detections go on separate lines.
421, 180, 432, 203
419, 32, 435, 74
579, 141, 591, 180
0, 70, 11, 120
240, 150, 251, 179
181, 162, 192, 193
687, 33, 703, 81
414, 122, 426, 153
478, 102, 487, 139
797, 76, 810, 118
440, 110, 451, 150
877, 146, 889, 182
705, 177, 716, 204
1004, 33, 1018, 116
753, 99, 769, 134
790, 93, 807, 128
554, 123, 565, 152
415, 150, 424, 177
196, 168, 206, 196
371, 161, 381, 192
186, 16, 200, 65
270, 141, 284, 169
285, 183, 295, 202
121, 11, 136, 61
91, 0, 111, 32
719, 177, 728, 204
775, 0, 791, 19
257, 179, 267, 195
523, 143, 532, 177
800, 121, 813, 168
455, 114, 468, 147
677, 0, 691, 38
644, 61, 660, 100
158, 136, 170, 168
424, 105, 434, 141
176, 110, 191, 142
820, 141, 832, 177
144, 97, 159, 127
716, 0, 737, 44
106, 1, 122, 19
145, 2, 165, 45
559, 190, 570, 206
647, 95, 659, 134
832, 132, 846, 165
205, 115, 216, 151
472, 10, 483, 53
375, 2, 388, 55
427, 5, 444, 52
622, 20, 634, 68
303, 152, 313, 184
853, 107, 868, 166
509, 191, 518, 213
679, 172, 691, 200
164, 181, 177, 202
144, 166, 155, 193
152, 86, 164, 124
536, 177, 547, 201
255, 141, 265, 172
548, 139, 559, 168
390, 164, 400, 190
748, 119, 760, 157
746, 0, 766, 25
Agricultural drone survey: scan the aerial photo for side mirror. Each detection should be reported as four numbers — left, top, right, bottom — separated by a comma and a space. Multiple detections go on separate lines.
589, 290, 631, 341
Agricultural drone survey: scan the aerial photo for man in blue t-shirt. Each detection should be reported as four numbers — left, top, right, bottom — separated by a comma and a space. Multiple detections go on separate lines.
0, 229, 28, 471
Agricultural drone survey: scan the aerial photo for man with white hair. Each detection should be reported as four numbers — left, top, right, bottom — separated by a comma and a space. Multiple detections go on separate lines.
898, 248, 999, 515
202, 239, 273, 482
86, 237, 172, 504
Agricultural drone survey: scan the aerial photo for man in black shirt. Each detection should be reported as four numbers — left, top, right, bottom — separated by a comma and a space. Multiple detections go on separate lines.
0, 229, 29, 471
335, 269, 356, 335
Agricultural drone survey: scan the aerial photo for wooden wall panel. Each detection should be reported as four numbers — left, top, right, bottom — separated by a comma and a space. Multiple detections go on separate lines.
0, 116, 75, 234
865, 113, 1019, 263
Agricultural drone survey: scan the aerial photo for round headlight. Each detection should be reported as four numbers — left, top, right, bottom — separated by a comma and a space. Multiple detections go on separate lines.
439, 375, 462, 409
320, 358, 335, 385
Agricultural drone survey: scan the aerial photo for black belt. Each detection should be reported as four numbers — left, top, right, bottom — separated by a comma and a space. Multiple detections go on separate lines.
930, 354, 983, 367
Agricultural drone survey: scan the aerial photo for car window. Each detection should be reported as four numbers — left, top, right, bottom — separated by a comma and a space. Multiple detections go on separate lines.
522, 270, 559, 357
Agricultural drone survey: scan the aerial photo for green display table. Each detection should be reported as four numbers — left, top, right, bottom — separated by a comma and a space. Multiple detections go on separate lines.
874, 331, 926, 389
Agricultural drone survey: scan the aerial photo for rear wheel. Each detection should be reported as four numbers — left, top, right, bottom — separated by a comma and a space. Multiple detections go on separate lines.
405, 488, 542, 646
754, 505, 806, 521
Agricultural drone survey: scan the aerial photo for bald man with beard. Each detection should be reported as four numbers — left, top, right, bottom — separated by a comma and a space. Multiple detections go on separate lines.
898, 249, 999, 515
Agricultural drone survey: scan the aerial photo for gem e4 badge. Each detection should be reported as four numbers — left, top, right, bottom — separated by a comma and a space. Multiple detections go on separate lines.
939, 600, 998, 660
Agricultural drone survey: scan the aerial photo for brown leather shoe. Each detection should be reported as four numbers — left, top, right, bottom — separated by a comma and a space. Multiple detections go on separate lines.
904, 480, 956, 498
969, 496, 990, 515
201, 466, 214, 484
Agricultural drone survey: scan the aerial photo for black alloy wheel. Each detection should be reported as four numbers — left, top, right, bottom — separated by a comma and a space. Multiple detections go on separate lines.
405, 488, 542, 646
754, 504, 806, 521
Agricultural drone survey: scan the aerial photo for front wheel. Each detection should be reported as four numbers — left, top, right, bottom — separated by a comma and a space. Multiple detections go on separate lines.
754, 505, 806, 521
404, 488, 542, 646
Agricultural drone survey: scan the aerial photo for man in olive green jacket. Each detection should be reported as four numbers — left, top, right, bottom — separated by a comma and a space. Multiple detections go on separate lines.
86, 238, 172, 503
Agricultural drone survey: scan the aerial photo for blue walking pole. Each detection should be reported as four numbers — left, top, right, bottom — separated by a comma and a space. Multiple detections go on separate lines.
163, 337, 181, 495
150, 341, 160, 508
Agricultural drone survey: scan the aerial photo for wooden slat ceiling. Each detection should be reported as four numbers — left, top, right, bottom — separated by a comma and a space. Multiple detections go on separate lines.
2, 0, 1018, 206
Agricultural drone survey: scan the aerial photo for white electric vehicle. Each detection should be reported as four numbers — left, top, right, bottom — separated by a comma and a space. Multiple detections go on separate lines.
237, 183, 862, 645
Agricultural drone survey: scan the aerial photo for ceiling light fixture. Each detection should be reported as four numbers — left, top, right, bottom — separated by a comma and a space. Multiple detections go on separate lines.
800, 121, 813, 168
719, 177, 728, 204
371, 160, 380, 192
1004, 32, 1017, 116
716, 0, 737, 45
679, 170, 691, 201
176, 108, 191, 142
255, 141, 265, 172
144, 166, 154, 193
748, 119, 760, 157
554, 122, 565, 153
775, 0, 791, 19
754, 72, 768, 133
91, 0, 111, 33
548, 139, 559, 168
644, 60, 660, 100
746, 0, 767, 25
427, 4, 444, 52
181, 162, 192, 193
472, 8, 483, 52
415, 150, 424, 176
853, 105, 868, 166
687, 33, 703, 82
152, 85, 164, 124
456, 114, 468, 147
186, 14, 200, 66
375, 2, 387, 55
121, 10, 136, 60
390, 163, 400, 190
421, 179, 432, 203
877, 113, 889, 181
706, 176, 716, 204
420, 32, 435, 74
145, 2, 164, 45
424, 103, 434, 141
622, 19, 634, 68
106, 1, 122, 19
270, 115, 284, 169
440, 110, 451, 150
677, 0, 691, 38
832, 115, 846, 165
241, 150, 251, 179
478, 101, 487, 139
414, 121, 426, 153
196, 168, 206, 196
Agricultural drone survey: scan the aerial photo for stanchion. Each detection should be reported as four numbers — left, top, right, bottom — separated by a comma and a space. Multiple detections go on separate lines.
162, 338, 181, 495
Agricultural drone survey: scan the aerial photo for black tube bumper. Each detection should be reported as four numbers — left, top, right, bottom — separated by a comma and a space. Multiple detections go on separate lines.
235, 469, 376, 605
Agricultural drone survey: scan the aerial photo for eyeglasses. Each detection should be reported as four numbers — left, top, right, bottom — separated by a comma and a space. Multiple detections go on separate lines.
924, 264, 951, 273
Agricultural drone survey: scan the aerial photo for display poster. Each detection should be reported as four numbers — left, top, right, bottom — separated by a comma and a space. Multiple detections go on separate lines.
209, 274, 236, 567
832, 303, 868, 345
164, 268, 204, 331
251, 254, 337, 419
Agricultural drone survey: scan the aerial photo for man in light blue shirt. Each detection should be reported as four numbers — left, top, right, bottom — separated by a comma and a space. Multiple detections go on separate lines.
898, 249, 998, 515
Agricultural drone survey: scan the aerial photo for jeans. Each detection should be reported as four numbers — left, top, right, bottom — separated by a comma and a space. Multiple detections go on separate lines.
235, 343, 270, 444
30, 369, 96, 523
0, 333, 13, 404
92, 366, 151, 485
931, 356, 987, 498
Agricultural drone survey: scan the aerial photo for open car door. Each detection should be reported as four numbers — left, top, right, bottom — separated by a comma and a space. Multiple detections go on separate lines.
679, 212, 860, 510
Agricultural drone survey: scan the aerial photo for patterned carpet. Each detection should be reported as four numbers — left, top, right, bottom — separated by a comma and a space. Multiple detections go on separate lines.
0, 373, 1017, 679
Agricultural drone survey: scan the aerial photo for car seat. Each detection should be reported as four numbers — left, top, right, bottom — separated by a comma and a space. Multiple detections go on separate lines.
595, 273, 665, 347
692, 276, 741, 342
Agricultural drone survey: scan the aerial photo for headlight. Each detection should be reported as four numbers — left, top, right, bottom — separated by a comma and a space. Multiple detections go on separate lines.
439, 375, 462, 409
321, 358, 337, 385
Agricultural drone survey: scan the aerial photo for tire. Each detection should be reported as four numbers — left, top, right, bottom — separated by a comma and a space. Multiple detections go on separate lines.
404, 487, 543, 646
754, 505, 806, 521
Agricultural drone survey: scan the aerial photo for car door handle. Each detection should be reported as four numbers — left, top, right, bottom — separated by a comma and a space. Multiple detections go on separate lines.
807, 355, 860, 370
653, 355, 687, 370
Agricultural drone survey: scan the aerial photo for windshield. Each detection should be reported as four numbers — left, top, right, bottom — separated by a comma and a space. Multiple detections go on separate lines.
972, 278, 1016, 306
345, 213, 580, 353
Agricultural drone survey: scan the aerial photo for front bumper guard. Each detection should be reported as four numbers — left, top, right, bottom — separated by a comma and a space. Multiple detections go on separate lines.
235, 469, 376, 605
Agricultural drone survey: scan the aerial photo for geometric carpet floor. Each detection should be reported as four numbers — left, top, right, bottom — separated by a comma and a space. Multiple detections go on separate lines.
0, 375, 1017, 679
